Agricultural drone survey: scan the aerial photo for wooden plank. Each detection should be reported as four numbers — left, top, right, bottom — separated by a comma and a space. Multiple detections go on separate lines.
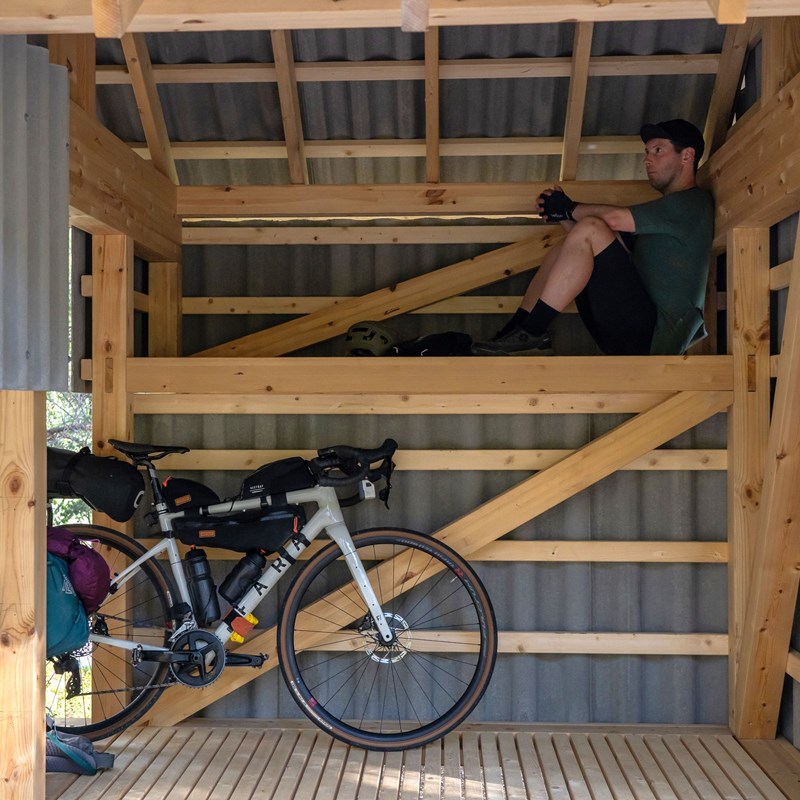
335, 747, 367, 800
496, 732, 526, 800
534, 734, 571, 800
560, 22, 593, 182
177, 180, 658, 219
567, 734, 615, 800
182, 225, 541, 245
585, 734, 636, 800
644, 735, 706, 800
270, 730, 317, 800
772, 258, 794, 291
424, 27, 440, 184
702, 736, 783, 800
120, 32, 178, 183
192, 233, 564, 357
139, 390, 729, 725
553, 734, 592, 800
131, 390, 674, 415
148, 262, 182, 356
422, 741, 442, 800
400, 746, 423, 800
726, 227, 770, 730
92, 0, 143, 37
702, 22, 753, 160
206, 729, 264, 800
734, 231, 800, 738
480, 733, 503, 800
737, 737, 800, 800
706, 0, 748, 24
788, 649, 800, 682
760, 17, 800, 101
604, 734, 658, 800
514, 734, 549, 799
623, 735, 679, 800
128, 356, 734, 394
270, 30, 307, 185
5, 0, 800, 34
69, 100, 181, 262
96, 53, 722, 85
699, 69, 800, 246
678, 735, 744, 800
379, 749, 404, 800
218, 728, 282, 799
155, 446, 727, 472
0, 391, 46, 800
115, 727, 192, 800
315, 740, 348, 800
48, 33, 96, 115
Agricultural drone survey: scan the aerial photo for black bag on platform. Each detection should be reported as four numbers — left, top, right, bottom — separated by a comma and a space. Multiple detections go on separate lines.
172, 506, 306, 553
239, 457, 316, 500
47, 447, 145, 523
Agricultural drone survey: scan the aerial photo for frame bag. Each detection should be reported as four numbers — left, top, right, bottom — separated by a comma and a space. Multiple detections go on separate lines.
47, 446, 145, 522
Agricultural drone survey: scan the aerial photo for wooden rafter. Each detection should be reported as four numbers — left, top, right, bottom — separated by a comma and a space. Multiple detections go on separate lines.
3, 0, 797, 35
138, 388, 731, 725
701, 22, 753, 162
425, 27, 440, 183
120, 32, 178, 184
706, 0, 748, 23
191, 232, 564, 356
269, 30, 307, 184
96, 53, 722, 85
177, 181, 658, 219
401, 0, 430, 32
560, 22, 594, 182
48, 34, 96, 116
91, 0, 143, 37
734, 229, 800, 739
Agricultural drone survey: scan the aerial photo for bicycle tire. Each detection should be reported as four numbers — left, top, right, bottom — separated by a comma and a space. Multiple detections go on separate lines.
45, 524, 178, 741
277, 528, 497, 751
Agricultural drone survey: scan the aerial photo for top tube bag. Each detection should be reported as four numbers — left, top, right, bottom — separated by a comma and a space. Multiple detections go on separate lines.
239, 457, 316, 500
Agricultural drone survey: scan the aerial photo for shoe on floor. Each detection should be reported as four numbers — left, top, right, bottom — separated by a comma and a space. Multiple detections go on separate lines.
471, 327, 554, 356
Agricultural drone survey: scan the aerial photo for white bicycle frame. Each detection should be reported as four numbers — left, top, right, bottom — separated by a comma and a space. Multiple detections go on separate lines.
89, 478, 395, 655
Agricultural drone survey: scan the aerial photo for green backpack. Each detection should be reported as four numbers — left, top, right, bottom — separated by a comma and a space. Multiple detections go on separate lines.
46, 553, 90, 658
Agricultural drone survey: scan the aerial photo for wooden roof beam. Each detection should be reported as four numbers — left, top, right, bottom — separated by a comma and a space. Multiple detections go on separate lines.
91, 0, 143, 37
701, 21, 753, 162
96, 54, 723, 85
560, 22, 594, 182
706, 0, 748, 23
270, 30, 307, 184
120, 32, 178, 183
4, 0, 797, 34
48, 34, 96, 116
425, 27, 440, 184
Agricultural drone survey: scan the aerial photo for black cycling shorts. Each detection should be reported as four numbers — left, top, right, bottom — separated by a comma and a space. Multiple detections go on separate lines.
574, 238, 656, 355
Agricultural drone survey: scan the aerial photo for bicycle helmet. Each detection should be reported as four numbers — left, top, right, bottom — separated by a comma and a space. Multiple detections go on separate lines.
344, 321, 397, 356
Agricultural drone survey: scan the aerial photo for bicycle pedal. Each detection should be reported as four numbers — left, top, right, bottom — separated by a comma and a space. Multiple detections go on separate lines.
224, 652, 267, 668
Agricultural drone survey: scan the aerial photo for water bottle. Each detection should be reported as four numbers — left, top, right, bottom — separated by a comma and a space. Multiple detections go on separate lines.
220, 551, 267, 605
184, 549, 221, 626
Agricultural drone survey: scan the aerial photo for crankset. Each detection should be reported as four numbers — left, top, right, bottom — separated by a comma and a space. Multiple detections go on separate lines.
168, 630, 226, 688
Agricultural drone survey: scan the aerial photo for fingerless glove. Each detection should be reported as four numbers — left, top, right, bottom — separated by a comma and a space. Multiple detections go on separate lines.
539, 190, 577, 222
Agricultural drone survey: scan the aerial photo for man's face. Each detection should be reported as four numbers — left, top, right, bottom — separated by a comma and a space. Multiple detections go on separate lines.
643, 138, 685, 193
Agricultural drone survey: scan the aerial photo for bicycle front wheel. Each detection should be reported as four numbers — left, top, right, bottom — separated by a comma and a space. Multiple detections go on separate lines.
278, 528, 497, 750
45, 524, 178, 740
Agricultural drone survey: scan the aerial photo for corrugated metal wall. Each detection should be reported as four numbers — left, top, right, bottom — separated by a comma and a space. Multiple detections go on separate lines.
135, 239, 729, 726
0, 36, 69, 390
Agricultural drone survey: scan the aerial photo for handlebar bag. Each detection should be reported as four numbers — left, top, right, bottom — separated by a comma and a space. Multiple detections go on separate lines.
162, 477, 221, 512
172, 505, 306, 553
47, 447, 145, 523
239, 457, 316, 500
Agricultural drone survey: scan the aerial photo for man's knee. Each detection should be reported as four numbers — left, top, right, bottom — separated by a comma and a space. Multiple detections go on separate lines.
566, 215, 616, 254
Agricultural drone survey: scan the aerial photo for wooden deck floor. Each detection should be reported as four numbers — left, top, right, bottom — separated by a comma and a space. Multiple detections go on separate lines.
46, 722, 800, 800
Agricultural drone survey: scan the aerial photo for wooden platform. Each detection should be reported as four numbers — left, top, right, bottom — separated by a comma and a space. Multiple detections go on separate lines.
46, 723, 800, 800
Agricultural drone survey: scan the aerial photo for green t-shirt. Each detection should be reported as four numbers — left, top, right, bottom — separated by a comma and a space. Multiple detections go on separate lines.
630, 187, 715, 354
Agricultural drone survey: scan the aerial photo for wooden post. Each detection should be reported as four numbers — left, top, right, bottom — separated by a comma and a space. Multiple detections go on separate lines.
734, 229, 800, 738
148, 262, 182, 357
424, 27, 440, 184
48, 34, 96, 117
0, 391, 47, 800
726, 227, 771, 731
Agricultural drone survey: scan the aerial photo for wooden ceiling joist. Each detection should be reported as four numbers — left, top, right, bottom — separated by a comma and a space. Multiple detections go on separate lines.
269, 29, 308, 184
191, 231, 565, 357
139, 388, 731, 726
96, 53, 722, 85
4, 0, 796, 35
120, 32, 178, 183
707, 0, 748, 24
177, 181, 658, 219
91, 0, 143, 37
560, 22, 594, 182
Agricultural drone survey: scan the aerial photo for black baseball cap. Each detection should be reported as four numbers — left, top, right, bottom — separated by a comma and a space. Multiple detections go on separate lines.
640, 119, 705, 161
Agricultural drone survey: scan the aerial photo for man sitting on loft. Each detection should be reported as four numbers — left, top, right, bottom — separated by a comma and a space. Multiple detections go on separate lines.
472, 119, 714, 356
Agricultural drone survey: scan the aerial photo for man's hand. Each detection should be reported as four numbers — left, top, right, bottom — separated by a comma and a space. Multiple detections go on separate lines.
537, 187, 577, 223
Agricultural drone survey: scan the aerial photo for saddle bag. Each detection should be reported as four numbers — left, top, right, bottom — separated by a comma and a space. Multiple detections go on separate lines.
239, 457, 316, 500
172, 505, 306, 553
47, 447, 145, 523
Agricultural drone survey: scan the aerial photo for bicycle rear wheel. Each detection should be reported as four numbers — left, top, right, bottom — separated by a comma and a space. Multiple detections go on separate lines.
45, 524, 178, 740
278, 528, 497, 750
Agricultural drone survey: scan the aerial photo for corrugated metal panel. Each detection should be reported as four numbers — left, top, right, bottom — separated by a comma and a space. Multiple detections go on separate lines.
0, 37, 69, 390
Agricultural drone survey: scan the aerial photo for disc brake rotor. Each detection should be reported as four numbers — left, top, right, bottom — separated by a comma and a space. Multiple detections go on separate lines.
361, 612, 411, 664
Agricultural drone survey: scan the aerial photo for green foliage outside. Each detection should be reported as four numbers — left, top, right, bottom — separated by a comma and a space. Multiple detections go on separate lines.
47, 391, 92, 525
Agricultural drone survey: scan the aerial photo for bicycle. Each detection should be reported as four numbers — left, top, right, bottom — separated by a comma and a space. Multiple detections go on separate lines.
45, 438, 497, 751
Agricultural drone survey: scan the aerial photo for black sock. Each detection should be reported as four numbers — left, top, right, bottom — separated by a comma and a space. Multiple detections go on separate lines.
520, 300, 559, 336
495, 308, 528, 339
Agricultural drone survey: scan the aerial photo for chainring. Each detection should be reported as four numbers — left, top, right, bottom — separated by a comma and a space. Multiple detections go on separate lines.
169, 630, 226, 688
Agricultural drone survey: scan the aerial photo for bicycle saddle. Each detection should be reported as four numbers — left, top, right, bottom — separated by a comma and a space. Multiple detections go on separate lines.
107, 439, 190, 460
